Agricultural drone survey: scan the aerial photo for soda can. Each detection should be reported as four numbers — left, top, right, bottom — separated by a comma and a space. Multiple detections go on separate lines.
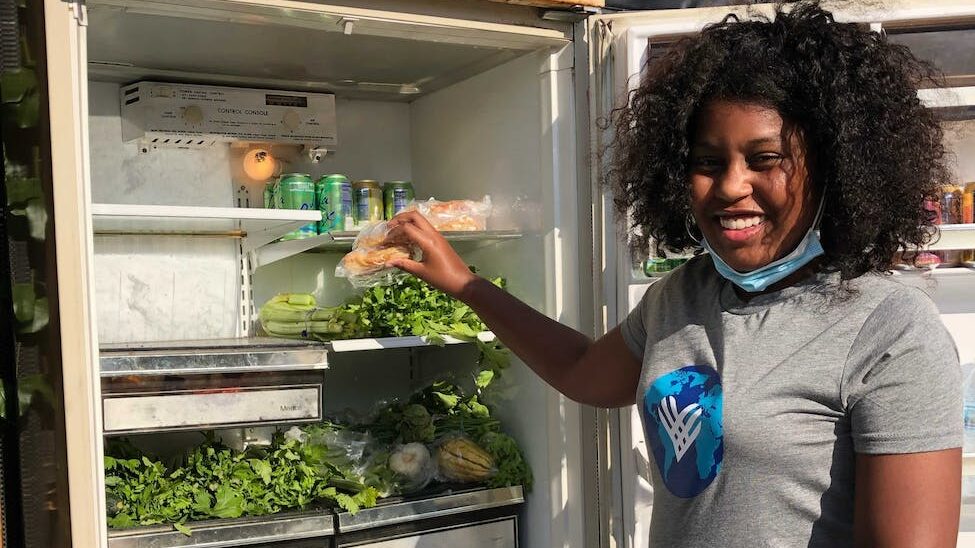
383, 181, 415, 220
317, 174, 353, 234
643, 257, 689, 277
353, 180, 384, 228
941, 185, 962, 224
263, 181, 276, 209
278, 173, 317, 240
936, 185, 963, 267
961, 182, 975, 264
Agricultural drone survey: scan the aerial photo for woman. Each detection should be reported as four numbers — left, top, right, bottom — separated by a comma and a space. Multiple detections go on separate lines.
387, 2, 962, 546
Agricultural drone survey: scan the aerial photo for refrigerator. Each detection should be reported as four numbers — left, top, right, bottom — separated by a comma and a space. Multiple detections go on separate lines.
592, 4, 975, 548
6, 0, 975, 547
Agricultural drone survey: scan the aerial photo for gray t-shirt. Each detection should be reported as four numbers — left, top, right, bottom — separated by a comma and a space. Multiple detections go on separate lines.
620, 255, 961, 548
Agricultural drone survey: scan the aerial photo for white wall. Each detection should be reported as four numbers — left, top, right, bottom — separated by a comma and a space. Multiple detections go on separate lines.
89, 81, 240, 343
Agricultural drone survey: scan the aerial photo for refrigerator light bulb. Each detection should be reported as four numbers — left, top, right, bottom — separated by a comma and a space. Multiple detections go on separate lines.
243, 148, 277, 181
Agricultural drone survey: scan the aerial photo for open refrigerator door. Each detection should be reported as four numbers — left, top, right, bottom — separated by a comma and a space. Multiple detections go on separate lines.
41, 0, 598, 546
590, 2, 975, 547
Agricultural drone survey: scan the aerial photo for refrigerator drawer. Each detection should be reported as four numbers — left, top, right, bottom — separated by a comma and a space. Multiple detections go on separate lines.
107, 509, 335, 548
335, 487, 523, 547
99, 339, 328, 433
338, 517, 517, 548
103, 384, 321, 433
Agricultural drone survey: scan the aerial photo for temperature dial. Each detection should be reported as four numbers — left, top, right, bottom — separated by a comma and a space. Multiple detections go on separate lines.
182, 105, 203, 125
282, 109, 301, 131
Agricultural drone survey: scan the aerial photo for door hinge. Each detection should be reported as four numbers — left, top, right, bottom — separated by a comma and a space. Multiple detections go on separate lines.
67, 0, 87, 26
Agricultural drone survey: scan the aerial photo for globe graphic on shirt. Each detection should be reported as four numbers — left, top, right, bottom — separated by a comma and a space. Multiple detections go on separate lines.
643, 364, 724, 498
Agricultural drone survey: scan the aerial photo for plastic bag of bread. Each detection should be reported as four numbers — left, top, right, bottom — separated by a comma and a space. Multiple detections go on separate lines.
406, 196, 492, 232
335, 221, 419, 288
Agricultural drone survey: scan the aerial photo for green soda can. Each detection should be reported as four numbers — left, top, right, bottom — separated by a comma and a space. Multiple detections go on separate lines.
643, 257, 689, 277
263, 181, 276, 209
277, 173, 317, 240
383, 181, 415, 220
353, 180, 383, 228
316, 174, 353, 234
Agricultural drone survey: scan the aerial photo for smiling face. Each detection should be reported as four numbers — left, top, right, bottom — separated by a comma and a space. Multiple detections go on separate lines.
688, 100, 819, 272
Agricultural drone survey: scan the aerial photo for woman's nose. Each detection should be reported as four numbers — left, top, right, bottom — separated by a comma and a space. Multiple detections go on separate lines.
713, 160, 754, 203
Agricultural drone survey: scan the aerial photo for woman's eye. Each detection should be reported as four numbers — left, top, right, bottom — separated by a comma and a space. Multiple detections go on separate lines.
690, 157, 723, 170
749, 154, 783, 169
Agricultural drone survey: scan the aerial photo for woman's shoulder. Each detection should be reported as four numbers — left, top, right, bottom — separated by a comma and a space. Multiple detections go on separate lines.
645, 254, 719, 298
841, 273, 950, 359
846, 273, 940, 320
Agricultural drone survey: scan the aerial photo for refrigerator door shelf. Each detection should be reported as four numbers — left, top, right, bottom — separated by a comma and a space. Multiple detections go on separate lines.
919, 86, 975, 109
90, 203, 322, 251
924, 225, 975, 252
106, 507, 335, 548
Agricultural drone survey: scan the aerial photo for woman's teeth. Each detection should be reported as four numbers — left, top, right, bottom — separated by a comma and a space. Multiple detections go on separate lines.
719, 215, 765, 230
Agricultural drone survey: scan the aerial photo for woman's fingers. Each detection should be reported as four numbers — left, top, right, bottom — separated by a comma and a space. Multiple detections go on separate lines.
389, 210, 437, 233
387, 257, 426, 277
386, 221, 434, 253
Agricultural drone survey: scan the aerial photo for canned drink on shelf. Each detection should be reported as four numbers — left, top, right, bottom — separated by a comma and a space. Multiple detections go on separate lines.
941, 185, 963, 224
316, 174, 353, 234
962, 182, 975, 264
938, 185, 963, 267
277, 173, 317, 240
383, 181, 415, 220
353, 180, 383, 228
263, 180, 276, 209
643, 257, 690, 277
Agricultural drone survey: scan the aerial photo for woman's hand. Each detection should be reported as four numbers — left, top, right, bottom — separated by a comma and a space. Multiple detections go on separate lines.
384, 211, 478, 299
384, 210, 641, 408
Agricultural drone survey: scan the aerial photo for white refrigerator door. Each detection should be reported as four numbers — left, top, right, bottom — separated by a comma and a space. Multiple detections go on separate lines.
590, 3, 975, 548
41, 0, 108, 546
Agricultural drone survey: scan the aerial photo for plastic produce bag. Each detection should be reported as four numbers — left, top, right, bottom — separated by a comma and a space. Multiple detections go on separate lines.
387, 442, 436, 493
405, 196, 492, 231
433, 434, 497, 484
336, 221, 419, 288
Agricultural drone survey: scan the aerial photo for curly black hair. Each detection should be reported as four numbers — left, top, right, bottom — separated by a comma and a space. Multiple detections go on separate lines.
608, 1, 951, 280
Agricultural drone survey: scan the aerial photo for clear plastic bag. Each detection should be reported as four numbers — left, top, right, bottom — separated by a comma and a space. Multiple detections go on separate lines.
405, 196, 492, 232
387, 442, 436, 493
335, 221, 419, 288
433, 434, 497, 484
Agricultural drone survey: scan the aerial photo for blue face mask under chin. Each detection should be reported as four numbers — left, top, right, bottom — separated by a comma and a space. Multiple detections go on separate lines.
695, 198, 826, 293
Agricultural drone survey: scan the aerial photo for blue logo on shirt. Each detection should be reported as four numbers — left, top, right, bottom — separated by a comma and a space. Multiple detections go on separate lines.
644, 365, 723, 498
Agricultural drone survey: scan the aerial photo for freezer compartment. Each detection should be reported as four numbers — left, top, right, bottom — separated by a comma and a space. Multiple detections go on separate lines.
106, 508, 335, 548
100, 339, 327, 433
